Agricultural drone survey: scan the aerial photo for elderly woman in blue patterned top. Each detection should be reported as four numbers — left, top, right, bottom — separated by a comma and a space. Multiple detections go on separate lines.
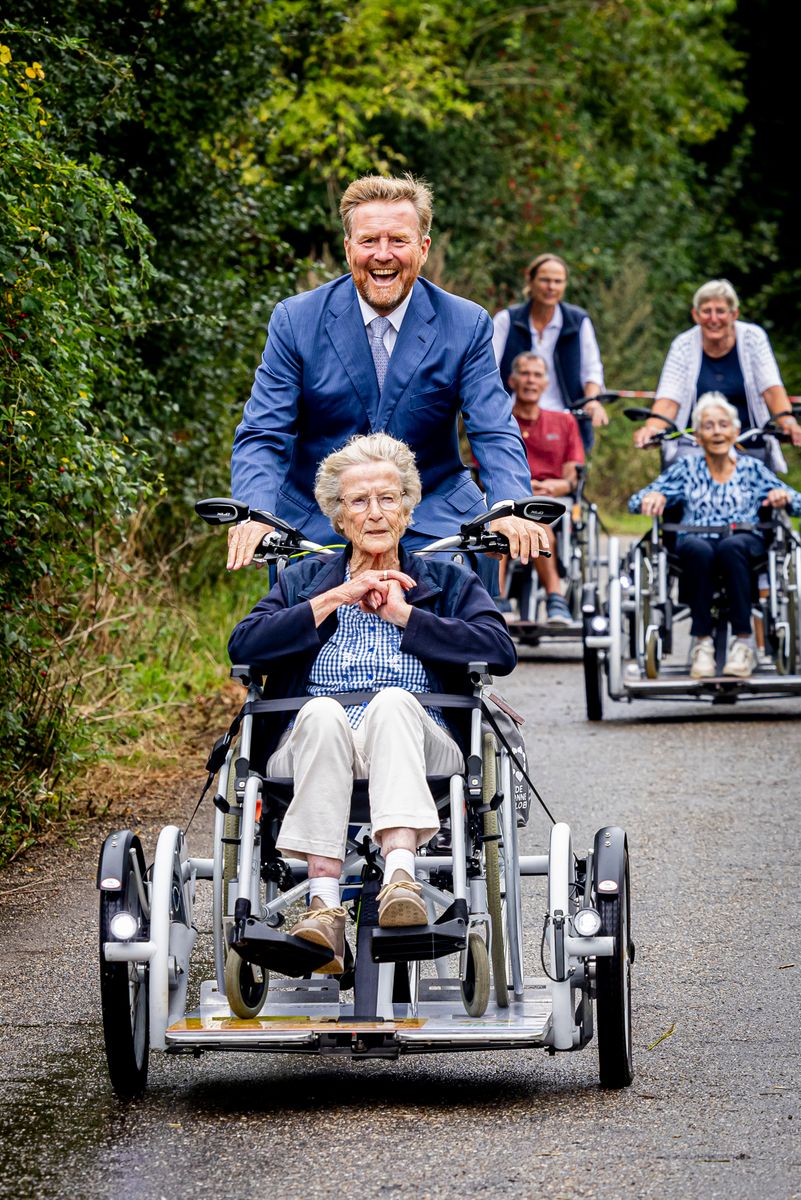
228, 433, 516, 973
629, 393, 801, 680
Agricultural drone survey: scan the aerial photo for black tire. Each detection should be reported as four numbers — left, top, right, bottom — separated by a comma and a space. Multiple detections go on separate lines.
644, 626, 660, 679
225, 947, 269, 1018
99, 834, 150, 1099
221, 748, 269, 1017
482, 733, 508, 1008
460, 932, 491, 1017
777, 554, 799, 676
583, 641, 604, 721
596, 849, 634, 1089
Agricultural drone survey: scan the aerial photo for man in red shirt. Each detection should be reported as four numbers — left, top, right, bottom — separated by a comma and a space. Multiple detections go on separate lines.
507, 352, 585, 622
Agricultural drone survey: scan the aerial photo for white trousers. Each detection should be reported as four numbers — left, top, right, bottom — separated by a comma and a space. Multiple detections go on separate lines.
268, 689, 464, 862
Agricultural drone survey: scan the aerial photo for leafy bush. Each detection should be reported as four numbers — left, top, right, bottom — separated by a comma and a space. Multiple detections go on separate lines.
0, 39, 154, 858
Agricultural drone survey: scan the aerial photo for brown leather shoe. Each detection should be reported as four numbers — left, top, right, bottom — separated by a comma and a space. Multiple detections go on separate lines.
377, 876, 427, 927
290, 905, 347, 973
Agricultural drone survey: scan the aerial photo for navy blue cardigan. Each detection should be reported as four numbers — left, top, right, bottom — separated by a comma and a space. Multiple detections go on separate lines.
228, 547, 517, 764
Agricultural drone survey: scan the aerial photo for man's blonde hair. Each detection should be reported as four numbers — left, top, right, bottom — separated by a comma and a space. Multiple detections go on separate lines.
340, 174, 434, 241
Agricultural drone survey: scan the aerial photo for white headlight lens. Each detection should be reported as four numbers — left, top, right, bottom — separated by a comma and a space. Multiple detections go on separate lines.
573, 907, 602, 937
109, 910, 138, 941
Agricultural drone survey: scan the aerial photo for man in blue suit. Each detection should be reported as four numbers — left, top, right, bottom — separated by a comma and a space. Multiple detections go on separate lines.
227, 174, 543, 570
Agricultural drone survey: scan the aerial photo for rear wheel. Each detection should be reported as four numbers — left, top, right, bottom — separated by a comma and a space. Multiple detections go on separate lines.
596, 847, 634, 1088
482, 733, 508, 1008
99, 834, 150, 1099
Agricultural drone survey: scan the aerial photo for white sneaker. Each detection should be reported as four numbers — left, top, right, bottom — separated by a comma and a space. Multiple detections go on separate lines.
722, 640, 756, 678
690, 639, 716, 679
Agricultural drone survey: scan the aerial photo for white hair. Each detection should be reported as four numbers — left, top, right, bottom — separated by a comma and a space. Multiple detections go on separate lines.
693, 278, 739, 311
314, 433, 422, 534
691, 391, 741, 432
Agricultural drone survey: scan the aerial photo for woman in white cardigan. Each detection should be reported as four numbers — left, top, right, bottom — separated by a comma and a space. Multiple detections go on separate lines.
633, 279, 801, 472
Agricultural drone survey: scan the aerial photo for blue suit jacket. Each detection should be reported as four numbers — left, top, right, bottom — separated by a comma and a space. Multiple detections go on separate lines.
231, 275, 531, 541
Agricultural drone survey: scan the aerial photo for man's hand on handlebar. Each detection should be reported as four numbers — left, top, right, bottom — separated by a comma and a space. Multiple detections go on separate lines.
633, 424, 665, 449
583, 398, 609, 428
640, 491, 667, 517
227, 519, 273, 571
489, 515, 549, 564
777, 417, 801, 447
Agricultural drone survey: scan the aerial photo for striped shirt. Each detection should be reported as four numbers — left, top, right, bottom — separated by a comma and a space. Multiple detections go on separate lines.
629, 453, 801, 535
307, 569, 444, 729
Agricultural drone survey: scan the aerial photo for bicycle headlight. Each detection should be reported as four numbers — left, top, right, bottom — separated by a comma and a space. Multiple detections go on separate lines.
573, 907, 602, 937
109, 910, 138, 941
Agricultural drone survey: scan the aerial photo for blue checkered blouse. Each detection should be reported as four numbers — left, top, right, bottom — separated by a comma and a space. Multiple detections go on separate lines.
307, 568, 445, 730
629, 453, 801, 536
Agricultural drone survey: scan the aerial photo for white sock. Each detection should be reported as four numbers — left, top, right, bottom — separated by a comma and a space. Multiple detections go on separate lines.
383, 847, 416, 884
308, 877, 340, 909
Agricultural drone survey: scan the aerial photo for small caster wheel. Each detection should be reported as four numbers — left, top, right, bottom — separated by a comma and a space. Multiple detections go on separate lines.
461, 932, 491, 1017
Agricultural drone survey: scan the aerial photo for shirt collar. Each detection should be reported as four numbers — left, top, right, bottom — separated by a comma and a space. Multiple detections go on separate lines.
529, 303, 563, 333
356, 286, 414, 333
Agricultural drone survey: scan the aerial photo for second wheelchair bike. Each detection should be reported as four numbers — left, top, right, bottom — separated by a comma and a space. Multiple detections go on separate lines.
581, 414, 801, 717
501, 394, 619, 649
97, 499, 634, 1098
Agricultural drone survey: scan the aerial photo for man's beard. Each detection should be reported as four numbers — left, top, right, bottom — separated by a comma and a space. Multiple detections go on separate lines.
349, 256, 421, 314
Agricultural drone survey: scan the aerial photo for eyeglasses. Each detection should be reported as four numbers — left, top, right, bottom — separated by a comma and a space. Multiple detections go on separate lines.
698, 420, 734, 432
338, 490, 406, 514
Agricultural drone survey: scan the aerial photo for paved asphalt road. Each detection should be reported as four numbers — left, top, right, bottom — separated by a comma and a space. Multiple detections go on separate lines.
2, 647, 800, 1200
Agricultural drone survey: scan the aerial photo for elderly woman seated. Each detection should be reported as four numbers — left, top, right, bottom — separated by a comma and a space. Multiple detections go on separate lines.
629, 392, 801, 680
228, 433, 517, 973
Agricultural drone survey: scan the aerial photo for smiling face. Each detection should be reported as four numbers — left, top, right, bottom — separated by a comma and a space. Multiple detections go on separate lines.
694, 405, 739, 456
692, 297, 739, 353
510, 357, 548, 409
344, 200, 430, 314
336, 460, 410, 558
529, 259, 567, 307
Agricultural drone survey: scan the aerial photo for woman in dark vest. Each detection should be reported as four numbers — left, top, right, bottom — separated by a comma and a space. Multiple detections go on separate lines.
492, 253, 607, 452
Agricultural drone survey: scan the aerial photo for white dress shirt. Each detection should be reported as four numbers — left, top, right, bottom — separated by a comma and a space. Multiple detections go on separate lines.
356, 288, 414, 356
492, 305, 604, 411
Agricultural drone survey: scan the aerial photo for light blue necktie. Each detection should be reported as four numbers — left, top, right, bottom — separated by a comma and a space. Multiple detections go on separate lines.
368, 316, 391, 394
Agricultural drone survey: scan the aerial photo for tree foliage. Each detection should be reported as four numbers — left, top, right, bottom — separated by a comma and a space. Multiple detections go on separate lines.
0, 1, 780, 857
1, 37, 153, 846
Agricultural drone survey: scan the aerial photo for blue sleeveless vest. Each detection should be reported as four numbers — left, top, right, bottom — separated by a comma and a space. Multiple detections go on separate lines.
498, 300, 588, 404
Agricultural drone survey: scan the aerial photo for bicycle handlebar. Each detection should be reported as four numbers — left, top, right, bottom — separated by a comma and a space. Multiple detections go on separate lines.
197, 495, 562, 564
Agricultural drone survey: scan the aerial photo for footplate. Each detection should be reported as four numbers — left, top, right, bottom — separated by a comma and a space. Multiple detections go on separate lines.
371, 915, 467, 962
230, 920, 333, 975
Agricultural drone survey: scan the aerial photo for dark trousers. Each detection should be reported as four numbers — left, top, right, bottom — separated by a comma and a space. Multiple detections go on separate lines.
677, 533, 764, 637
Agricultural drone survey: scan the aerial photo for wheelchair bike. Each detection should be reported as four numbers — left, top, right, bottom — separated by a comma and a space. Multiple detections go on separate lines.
500, 394, 618, 648
97, 498, 634, 1098
581, 413, 801, 718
